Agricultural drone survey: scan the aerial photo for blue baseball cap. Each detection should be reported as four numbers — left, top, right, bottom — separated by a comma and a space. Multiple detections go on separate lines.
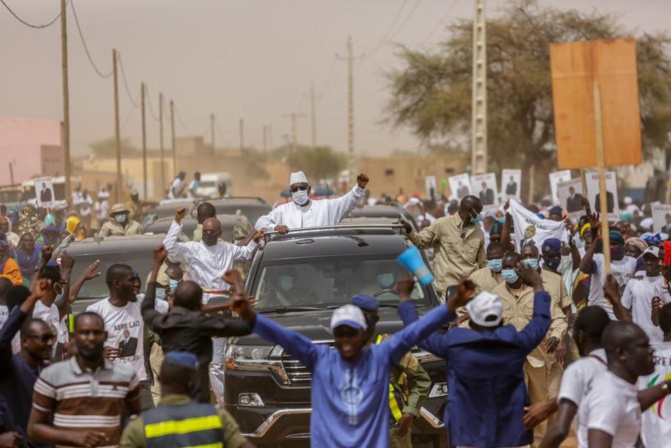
164, 351, 198, 370
352, 294, 379, 312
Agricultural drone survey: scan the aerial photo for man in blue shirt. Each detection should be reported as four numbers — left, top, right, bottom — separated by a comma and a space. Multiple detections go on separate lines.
398, 263, 552, 448
0, 279, 52, 446
229, 273, 465, 448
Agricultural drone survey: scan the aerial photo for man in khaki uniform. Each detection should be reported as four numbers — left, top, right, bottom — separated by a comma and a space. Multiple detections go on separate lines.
125, 189, 143, 222
353, 294, 431, 448
400, 195, 486, 296
492, 251, 568, 447
98, 203, 143, 237
456, 241, 505, 325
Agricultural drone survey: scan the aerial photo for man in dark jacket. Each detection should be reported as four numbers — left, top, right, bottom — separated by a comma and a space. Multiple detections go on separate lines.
141, 246, 251, 403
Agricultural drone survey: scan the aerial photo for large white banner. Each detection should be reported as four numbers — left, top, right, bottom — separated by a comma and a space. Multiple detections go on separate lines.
509, 199, 568, 250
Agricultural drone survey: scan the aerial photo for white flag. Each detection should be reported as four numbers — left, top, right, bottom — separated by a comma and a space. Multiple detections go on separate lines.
509, 199, 568, 250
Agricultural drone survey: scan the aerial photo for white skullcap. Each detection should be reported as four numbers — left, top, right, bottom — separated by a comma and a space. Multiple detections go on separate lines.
289, 171, 308, 186
466, 291, 503, 328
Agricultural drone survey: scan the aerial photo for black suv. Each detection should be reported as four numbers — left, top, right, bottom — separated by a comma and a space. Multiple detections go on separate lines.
224, 226, 448, 447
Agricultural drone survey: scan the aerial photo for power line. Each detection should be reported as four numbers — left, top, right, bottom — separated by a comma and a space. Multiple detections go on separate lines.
361, 0, 408, 57
317, 57, 341, 104
422, 0, 460, 43
70, 0, 112, 78
386, 0, 422, 43
359, 0, 422, 62
144, 85, 160, 121
116, 52, 139, 108
0, 0, 65, 29
174, 106, 193, 135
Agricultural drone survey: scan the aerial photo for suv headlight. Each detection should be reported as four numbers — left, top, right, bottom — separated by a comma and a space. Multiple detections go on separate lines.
224, 344, 289, 379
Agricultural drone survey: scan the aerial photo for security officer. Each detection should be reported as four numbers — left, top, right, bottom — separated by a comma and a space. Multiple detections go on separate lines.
352, 294, 431, 448
120, 351, 254, 448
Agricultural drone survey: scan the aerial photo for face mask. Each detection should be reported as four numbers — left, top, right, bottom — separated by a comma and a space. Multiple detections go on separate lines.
77, 342, 105, 359
156, 288, 167, 300
488, 258, 503, 273
278, 276, 293, 291
472, 215, 483, 227
523, 258, 539, 270
610, 246, 624, 260
543, 257, 561, 270
292, 190, 309, 206
115, 214, 127, 224
169, 279, 181, 292
501, 269, 519, 284
377, 273, 395, 289
202, 233, 218, 246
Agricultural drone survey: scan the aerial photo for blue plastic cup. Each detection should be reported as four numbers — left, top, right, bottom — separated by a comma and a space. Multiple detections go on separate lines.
397, 246, 434, 286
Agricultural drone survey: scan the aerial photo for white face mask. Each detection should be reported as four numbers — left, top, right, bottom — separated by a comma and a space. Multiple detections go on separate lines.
292, 190, 309, 205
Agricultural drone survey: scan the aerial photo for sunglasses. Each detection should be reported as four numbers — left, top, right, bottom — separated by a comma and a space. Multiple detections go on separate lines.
290, 185, 309, 193
26, 334, 55, 343
333, 327, 360, 338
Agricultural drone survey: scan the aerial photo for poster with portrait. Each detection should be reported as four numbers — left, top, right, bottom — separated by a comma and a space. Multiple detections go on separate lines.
448, 173, 472, 201
585, 170, 620, 221
470, 173, 499, 210
425, 176, 437, 201
509, 199, 568, 250
557, 178, 584, 220
34, 177, 55, 208
501, 169, 522, 201
652, 204, 671, 235
549, 170, 572, 206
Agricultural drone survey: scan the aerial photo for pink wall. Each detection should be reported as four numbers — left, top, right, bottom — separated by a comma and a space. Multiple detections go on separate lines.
0, 116, 62, 185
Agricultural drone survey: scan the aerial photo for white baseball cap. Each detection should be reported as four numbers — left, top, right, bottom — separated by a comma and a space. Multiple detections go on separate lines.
330, 304, 367, 331
466, 291, 503, 327
643, 246, 660, 259
289, 171, 308, 186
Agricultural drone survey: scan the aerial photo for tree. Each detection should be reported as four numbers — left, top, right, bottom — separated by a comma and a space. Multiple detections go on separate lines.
89, 137, 138, 158
385, 0, 671, 199
270, 145, 346, 181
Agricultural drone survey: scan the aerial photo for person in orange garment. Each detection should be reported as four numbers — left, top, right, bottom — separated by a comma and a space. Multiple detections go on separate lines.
0, 232, 22, 285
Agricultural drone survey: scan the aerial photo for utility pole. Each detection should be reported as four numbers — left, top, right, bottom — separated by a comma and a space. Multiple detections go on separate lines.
210, 114, 216, 158
159, 93, 165, 196
268, 125, 273, 150
347, 36, 355, 180
470, 0, 488, 176
263, 125, 268, 153
283, 113, 305, 153
141, 82, 147, 199
113, 49, 122, 203
310, 83, 317, 149
60, 0, 71, 201
170, 100, 176, 174
239, 118, 245, 154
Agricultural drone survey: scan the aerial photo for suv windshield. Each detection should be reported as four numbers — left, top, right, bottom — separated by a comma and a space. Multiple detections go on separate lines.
252, 256, 428, 311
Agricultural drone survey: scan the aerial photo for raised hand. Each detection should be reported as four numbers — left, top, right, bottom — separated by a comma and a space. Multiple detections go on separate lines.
154, 245, 168, 265
356, 173, 370, 189
175, 208, 188, 223
60, 251, 75, 271
42, 245, 55, 263
82, 260, 102, 281
223, 270, 245, 295
516, 262, 543, 289
31, 278, 53, 300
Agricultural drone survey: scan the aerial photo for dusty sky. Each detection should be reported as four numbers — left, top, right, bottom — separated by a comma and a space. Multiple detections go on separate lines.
1, 0, 669, 157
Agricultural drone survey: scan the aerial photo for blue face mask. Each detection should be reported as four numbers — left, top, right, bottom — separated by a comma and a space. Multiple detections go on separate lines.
156, 288, 167, 300
501, 269, 519, 284
169, 279, 180, 292
377, 273, 395, 289
488, 258, 503, 273
115, 214, 127, 224
523, 258, 539, 270
278, 276, 293, 292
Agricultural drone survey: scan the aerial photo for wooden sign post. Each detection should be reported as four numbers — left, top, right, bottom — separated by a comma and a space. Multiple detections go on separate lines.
550, 39, 643, 276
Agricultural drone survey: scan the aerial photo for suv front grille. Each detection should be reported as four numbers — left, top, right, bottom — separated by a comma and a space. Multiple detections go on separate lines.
281, 354, 312, 386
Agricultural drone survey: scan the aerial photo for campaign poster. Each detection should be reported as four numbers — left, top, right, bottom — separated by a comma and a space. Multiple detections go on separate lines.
509, 199, 568, 250
557, 178, 585, 219
585, 171, 620, 221
652, 204, 671, 235
471, 172, 498, 210
34, 177, 55, 208
549, 170, 572, 206
425, 176, 437, 201
448, 173, 472, 201
501, 169, 521, 201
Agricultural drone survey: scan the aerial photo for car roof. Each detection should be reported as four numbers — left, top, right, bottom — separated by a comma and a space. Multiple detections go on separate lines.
349, 205, 407, 218
208, 197, 268, 205
261, 228, 410, 260
145, 214, 240, 232
57, 234, 166, 255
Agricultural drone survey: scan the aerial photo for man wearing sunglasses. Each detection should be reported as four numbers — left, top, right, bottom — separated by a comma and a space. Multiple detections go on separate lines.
255, 170, 369, 234
230, 275, 456, 448
0, 279, 52, 447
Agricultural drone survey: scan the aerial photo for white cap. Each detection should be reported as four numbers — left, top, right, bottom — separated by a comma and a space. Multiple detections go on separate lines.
466, 291, 503, 327
643, 246, 660, 259
624, 196, 633, 205
407, 197, 421, 206
289, 171, 308, 186
330, 304, 367, 331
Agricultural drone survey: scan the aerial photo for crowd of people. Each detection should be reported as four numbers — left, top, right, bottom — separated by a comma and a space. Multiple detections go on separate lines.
0, 168, 670, 447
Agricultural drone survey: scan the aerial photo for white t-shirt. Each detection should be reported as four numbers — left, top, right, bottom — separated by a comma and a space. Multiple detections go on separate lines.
621, 274, 671, 344
33, 300, 68, 344
0, 305, 20, 354
637, 341, 671, 448
134, 293, 169, 315
86, 298, 146, 381
168, 178, 183, 199
187, 180, 199, 199
588, 254, 637, 319
578, 371, 641, 448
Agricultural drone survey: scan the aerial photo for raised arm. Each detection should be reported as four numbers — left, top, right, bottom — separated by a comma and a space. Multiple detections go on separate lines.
579, 214, 600, 274
500, 201, 516, 252
326, 174, 368, 224
163, 208, 189, 262
142, 246, 167, 330
228, 231, 264, 262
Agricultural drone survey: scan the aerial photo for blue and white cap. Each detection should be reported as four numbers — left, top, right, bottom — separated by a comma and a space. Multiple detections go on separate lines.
330, 304, 367, 331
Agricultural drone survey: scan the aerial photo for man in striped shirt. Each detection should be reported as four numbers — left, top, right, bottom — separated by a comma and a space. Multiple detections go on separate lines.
27, 311, 141, 447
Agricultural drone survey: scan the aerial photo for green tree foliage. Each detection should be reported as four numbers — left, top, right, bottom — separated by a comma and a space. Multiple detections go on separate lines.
89, 137, 138, 158
385, 0, 671, 197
